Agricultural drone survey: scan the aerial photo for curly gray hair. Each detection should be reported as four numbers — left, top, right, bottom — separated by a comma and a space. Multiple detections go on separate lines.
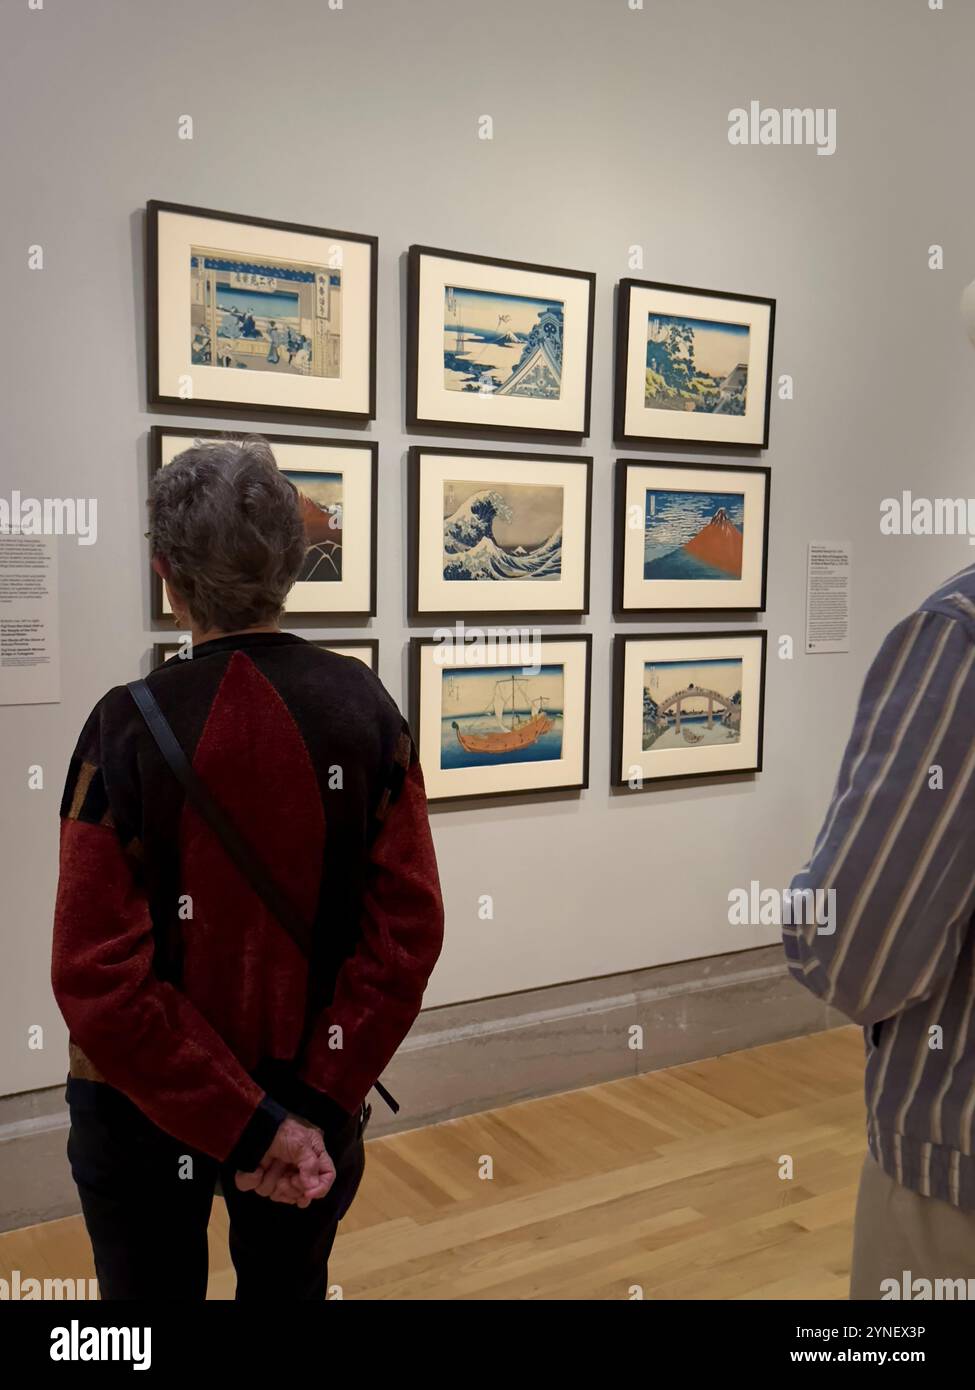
149, 435, 306, 632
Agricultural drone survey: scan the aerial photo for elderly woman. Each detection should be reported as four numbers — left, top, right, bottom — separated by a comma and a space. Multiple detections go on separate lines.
51, 435, 444, 1301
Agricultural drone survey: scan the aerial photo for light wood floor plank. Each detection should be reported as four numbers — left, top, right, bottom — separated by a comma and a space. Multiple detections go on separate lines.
0, 1027, 865, 1299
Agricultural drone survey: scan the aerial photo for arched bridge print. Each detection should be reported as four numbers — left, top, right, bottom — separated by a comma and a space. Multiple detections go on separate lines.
656, 683, 740, 732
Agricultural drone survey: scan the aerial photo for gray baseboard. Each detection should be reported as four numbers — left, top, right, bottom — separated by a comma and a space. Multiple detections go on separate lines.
0, 1088, 80, 1235
0, 946, 845, 1232
370, 944, 847, 1135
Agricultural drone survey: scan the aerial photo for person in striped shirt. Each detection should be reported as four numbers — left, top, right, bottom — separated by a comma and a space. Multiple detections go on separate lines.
785, 568, 975, 1298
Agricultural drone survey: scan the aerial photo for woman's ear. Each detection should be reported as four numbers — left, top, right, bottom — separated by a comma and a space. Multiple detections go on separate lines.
153, 557, 188, 626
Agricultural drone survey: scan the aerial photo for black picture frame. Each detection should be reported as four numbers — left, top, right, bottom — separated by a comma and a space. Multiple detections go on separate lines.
613, 458, 771, 615
146, 199, 378, 422
409, 632, 593, 805
152, 637, 378, 672
148, 426, 378, 621
152, 641, 187, 668
315, 638, 379, 673
611, 629, 767, 789
407, 445, 593, 620
613, 278, 776, 449
406, 244, 596, 439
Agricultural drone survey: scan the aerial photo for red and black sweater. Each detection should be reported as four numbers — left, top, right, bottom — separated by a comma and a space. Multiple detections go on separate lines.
51, 631, 444, 1171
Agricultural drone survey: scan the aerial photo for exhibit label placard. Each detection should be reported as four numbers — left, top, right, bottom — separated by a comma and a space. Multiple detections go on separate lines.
805, 541, 851, 655
0, 531, 60, 705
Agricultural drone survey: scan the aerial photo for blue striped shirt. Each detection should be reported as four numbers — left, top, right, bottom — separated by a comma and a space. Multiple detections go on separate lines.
785, 566, 975, 1208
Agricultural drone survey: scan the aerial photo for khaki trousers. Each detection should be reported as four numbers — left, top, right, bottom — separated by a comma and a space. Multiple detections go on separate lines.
850, 1152, 975, 1299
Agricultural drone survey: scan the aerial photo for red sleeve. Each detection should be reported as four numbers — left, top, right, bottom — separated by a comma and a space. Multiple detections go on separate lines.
299, 759, 445, 1111
52, 814, 286, 1165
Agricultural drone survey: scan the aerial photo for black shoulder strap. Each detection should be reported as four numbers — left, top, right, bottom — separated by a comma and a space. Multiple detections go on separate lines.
127, 677, 399, 1115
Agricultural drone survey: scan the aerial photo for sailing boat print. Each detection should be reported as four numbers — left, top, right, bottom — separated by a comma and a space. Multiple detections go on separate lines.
440, 664, 565, 768
451, 673, 554, 754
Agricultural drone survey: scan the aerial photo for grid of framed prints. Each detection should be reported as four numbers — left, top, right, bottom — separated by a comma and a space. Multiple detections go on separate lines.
612, 630, 767, 788
614, 459, 770, 614
407, 246, 596, 438
147, 201, 377, 421
410, 634, 592, 803
142, 199, 777, 798
614, 279, 775, 448
408, 446, 593, 619
153, 638, 378, 671
149, 427, 377, 620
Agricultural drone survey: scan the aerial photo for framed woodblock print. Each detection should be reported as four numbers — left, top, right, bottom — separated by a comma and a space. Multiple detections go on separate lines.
407, 246, 595, 437
614, 279, 775, 447
147, 201, 377, 420
153, 638, 378, 671
410, 634, 592, 803
409, 446, 592, 618
614, 459, 770, 613
153, 641, 191, 667
320, 639, 378, 671
149, 427, 377, 619
612, 630, 767, 788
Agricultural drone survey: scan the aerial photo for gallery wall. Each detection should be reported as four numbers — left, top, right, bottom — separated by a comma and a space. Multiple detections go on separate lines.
3, 0, 975, 1097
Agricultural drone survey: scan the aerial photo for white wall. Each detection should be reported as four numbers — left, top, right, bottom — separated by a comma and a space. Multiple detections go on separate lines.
3, 0, 975, 1096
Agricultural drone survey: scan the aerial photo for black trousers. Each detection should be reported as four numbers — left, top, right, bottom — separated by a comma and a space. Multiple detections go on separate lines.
65, 1076, 368, 1301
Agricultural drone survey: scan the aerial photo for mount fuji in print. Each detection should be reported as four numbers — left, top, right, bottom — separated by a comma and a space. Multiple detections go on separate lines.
643, 489, 744, 581
443, 487, 562, 582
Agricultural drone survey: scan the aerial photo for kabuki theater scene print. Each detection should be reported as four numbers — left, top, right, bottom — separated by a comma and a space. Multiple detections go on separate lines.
150, 428, 376, 619
614, 460, 769, 614
148, 201, 377, 419
408, 247, 595, 437
615, 279, 775, 448
613, 631, 766, 787
411, 635, 592, 803
190, 247, 340, 380
410, 448, 592, 617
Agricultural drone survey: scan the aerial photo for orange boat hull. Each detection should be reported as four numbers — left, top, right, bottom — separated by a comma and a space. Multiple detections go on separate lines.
455, 713, 553, 754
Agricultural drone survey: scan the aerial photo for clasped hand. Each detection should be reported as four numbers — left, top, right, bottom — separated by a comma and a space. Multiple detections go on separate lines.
235, 1113, 337, 1207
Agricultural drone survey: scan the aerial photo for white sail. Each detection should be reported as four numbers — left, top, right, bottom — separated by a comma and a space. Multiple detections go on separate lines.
493, 686, 508, 732
530, 697, 543, 719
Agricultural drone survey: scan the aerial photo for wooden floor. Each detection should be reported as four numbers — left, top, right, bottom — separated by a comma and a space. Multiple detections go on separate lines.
0, 1027, 866, 1299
